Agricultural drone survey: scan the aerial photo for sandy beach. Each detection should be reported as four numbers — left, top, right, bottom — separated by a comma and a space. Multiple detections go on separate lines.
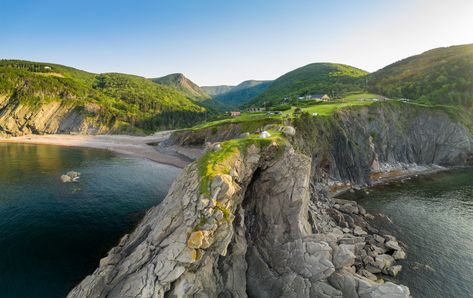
0, 131, 193, 168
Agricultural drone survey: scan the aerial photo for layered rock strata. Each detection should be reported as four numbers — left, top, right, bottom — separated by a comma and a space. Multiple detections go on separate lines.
68, 144, 410, 297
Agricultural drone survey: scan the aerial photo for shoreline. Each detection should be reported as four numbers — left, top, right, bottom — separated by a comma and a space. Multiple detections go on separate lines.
0, 133, 192, 169
330, 164, 450, 198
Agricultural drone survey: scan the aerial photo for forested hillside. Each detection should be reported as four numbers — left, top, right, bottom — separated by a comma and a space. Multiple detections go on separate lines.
151, 73, 210, 101
250, 63, 368, 106
368, 44, 473, 109
213, 80, 272, 107
0, 60, 208, 134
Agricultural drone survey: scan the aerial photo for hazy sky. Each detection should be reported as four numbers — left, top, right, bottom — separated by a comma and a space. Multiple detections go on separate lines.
1, 0, 473, 85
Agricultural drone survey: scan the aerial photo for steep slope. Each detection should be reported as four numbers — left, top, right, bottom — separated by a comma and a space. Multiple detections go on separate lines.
214, 80, 272, 107
251, 63, 368, 106
201, 85, 234, 96
0, 60, 207, 136
151, 73, 210, 101
67, 102, 473, 298
368, 43, 473, 109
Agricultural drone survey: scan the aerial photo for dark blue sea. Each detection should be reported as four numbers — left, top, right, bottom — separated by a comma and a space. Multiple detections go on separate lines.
0, 143, 180, 297
340, 169, 473, 298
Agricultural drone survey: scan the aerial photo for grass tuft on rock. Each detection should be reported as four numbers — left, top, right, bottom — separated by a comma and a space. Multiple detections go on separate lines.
197, 131, 285, 196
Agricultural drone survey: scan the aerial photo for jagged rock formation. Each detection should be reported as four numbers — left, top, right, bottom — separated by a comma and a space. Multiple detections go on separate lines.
0, 98, 107, 136
67, 143, 410, 297
68, 103, 473, 297
291, 102, 473, 187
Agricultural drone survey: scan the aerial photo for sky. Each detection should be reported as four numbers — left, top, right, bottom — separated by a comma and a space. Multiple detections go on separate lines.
1, 0, 473, 85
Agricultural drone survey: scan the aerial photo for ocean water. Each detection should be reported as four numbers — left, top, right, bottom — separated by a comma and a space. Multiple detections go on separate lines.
0, 143, 180, 298
340, 169, 473, 298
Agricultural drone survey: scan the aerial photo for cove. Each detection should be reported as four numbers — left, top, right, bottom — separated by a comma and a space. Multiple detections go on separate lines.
339, 168, 473, 298
0, 143, 180, 297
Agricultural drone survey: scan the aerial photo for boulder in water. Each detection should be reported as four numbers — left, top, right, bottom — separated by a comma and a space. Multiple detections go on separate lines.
61, 171, 81, 183
60, 175, 72, 183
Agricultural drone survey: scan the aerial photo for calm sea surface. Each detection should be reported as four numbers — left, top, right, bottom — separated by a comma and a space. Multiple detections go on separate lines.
340, 169, 473, 298
0, 143, 180, 297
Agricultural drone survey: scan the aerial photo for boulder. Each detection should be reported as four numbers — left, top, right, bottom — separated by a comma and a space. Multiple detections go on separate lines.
375, 254, 395, 269
281, 126, 296, 136
358, 281, 410, 298
66, 171, 80, 178
339, 204, 359, 214
369, 244, 387, 256
328, 270, 358, 298
359, 269, 378, 281
385, 240, 401, 251
373, 234, 385, 244
354, 226, 367, 236
339, 237, 365, 245
393, 249, 407, 260
60, 175, 72, 183
61, 171, 80, 183
386, 265, 402, 277
333, 244, 356, 269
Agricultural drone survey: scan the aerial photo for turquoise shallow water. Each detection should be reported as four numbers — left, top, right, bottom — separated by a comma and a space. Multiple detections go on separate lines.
0, 143, 180, 298
340, 169, 473, 298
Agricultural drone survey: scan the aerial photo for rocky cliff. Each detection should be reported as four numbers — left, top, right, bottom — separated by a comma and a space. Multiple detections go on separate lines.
291, 102, 473, 187
68, 102, 473, 297
0, 96, 108, 136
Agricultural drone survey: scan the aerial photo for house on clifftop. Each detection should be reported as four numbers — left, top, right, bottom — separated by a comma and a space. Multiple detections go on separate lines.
229, 111, 241, 117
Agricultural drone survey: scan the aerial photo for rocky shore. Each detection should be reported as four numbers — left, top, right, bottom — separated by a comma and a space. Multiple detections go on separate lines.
67, 103, 473, 297
67, 143, 411, 298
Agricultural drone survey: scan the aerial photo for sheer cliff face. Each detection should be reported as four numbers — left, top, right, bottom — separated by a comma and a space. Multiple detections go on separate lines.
292, 103, 473, 186
0, 97, 107, 136
68, 104, 472, 297
67, 144, 410, 298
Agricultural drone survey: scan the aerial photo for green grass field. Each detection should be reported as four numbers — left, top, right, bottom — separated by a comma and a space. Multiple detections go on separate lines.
188, 99, 376, 132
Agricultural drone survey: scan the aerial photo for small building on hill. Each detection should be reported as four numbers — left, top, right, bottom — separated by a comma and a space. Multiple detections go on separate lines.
298, 94, 327, 101
229, 111, 241, 117
248, 107, 266, 113
321, 94, 331, 101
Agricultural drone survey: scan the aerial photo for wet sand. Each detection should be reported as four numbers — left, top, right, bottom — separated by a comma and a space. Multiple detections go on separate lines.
0, 132, 192, 168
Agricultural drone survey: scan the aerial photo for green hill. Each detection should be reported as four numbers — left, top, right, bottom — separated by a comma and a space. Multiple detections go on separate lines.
151, 73, 210, 101
201, 85, 234, 96
368, 44, 473, 109
250, 63, 368, 106
213, 80, 272, 107
0, 60, 207, 135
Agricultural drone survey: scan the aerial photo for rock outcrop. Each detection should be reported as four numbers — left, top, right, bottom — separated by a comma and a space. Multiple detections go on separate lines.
68, 143, 410, 298
292, 102, 473, 187
0, 97, 108, 136
68, 103, 473, 297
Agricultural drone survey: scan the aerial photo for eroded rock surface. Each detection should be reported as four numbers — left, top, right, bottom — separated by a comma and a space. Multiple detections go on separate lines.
68, 144, 410, 298
69, 104, 473, 297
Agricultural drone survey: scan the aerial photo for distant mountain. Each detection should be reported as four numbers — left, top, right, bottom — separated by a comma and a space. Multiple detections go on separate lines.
250, 63, 368, 106
151, 73, 210, 101
368, 44, 473, 109
0, 60, 207, 136
213, 80, 272, 108
201, 85, 234, 97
